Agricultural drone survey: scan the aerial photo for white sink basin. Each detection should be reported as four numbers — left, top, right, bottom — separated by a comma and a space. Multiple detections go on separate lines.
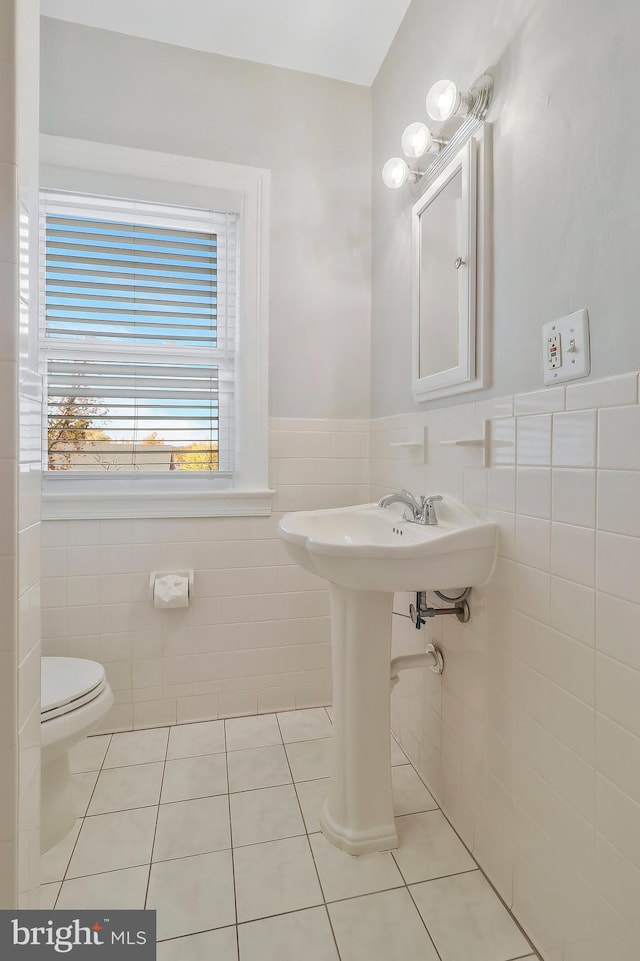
278, 495, 497, 592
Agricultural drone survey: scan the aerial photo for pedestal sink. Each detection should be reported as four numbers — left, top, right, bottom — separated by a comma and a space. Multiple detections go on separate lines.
278, 495, 497, 855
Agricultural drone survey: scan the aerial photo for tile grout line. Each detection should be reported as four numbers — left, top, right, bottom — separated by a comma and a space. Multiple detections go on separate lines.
53, 732, 114, 906
275, 711, 343, 961
222, 718, 241, 961
142, 728, 171, 912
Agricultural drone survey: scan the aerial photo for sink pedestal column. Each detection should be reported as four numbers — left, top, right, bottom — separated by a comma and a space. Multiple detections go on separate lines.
321, 585, 397, 855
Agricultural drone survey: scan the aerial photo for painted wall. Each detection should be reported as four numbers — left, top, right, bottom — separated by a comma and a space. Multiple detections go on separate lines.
40, 16, 372, 420
372, 0, 640, 416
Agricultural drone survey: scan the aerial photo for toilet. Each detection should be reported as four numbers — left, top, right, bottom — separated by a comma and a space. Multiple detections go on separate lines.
41, 657, 114, 854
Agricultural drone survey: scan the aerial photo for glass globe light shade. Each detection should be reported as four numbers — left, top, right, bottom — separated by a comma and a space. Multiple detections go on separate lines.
382, 157, 410, 189
426, 79, 461, 122
401, 122, 434, 159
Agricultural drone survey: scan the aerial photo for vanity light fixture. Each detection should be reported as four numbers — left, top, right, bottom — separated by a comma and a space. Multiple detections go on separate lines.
382, 73, 493, 191
425, 79, 473, 122
400, 121, 445, 159
382, 157, 421, 189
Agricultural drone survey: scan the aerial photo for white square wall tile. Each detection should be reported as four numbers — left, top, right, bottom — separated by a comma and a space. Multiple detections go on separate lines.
552, 410, 596, 468
596, 531, 640, 603
238, 907, 338, 961
551, 523, 595, 587
552, 469, 596, 528
328, 888, 440, 961
147, 850, 235, 941
597, 471, 640, 538
596, 592, 640, 672
411, 870, 532, 961
487, 467, 516, 513
233, 835, 323, 922
567, 373, 638, 410
516, 468, 551, 519
515, 516, 550, 571
598, 405, 640, 469
514, 387, 565, 415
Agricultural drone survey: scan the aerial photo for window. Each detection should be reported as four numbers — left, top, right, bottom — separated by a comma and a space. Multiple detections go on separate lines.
42, 192, 236, 474
40, 137, 271, 519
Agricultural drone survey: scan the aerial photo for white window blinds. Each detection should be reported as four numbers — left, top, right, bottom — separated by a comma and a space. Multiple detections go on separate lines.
40, 191, 238, 474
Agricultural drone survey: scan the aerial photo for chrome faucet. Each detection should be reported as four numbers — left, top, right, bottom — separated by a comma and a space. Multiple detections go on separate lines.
377, 490, 443, 526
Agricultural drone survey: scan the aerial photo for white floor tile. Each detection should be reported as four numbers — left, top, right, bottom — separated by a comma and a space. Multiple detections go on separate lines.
161, 753, 228, 803
295, 778, 330, 833
87, 762, 164, 815
40, 819, 82, 884
157, 927, 238, 961
392, 811, 476, 883
285, 738, 332, 781
233, 835, 323, 922
227, 745, 292, 793
392, 765, 438, 816
310, 831, 404, 902
67, 807, 157, 878
153, 795, 230, 861
39, 882, 60, 909
226, 713, 282, 751
238, 906, 339, 961
56, 865, 149, 910
411, 870, 532, 961
104, 728, 169, 768
167, 719, 226, 759
328, 888, 440, 961
68, 734, 111, 773
147, 850, 236, 941
230, 785, 305, 847
277, 708, 333, 743
72, 770, 99, 816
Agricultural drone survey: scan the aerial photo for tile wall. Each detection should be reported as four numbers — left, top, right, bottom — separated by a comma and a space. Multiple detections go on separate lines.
371, 372, 640, 961
40, 418, 369, 731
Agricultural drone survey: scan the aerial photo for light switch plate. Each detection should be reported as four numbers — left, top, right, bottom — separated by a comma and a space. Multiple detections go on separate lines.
542, 308, 590, 385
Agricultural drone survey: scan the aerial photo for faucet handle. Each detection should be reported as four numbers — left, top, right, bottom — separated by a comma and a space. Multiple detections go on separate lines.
422, 494, 443, 504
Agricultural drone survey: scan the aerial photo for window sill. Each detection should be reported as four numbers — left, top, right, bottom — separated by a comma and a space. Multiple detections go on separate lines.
42, 488, 275, 520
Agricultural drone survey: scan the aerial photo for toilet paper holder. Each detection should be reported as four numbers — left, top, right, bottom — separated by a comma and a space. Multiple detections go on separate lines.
149, 570, 194, 605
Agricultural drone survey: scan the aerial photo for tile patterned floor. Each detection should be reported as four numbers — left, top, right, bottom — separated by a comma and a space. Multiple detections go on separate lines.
41, 708, 539, 961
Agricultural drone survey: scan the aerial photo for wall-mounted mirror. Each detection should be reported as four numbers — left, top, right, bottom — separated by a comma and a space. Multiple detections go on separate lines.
412, 129, 489, 401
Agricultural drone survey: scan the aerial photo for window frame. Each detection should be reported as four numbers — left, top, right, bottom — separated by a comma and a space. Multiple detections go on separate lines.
39, 135, 272, 520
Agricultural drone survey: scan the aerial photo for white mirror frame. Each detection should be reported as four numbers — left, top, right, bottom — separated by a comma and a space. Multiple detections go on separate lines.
411, 125, 490, 402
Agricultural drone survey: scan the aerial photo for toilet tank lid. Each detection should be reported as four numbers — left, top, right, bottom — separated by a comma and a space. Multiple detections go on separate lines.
41, 657, 106, 714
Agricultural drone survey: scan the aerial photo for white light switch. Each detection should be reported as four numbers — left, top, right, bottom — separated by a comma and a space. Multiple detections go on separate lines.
542, 309, 590, 385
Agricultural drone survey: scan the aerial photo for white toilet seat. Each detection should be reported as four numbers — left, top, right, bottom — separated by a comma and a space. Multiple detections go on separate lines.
40, 657, 114, 853
41, 657, 108, 721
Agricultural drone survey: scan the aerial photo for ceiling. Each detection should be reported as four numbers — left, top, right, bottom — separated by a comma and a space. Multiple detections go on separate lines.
40, 0, 413, 86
